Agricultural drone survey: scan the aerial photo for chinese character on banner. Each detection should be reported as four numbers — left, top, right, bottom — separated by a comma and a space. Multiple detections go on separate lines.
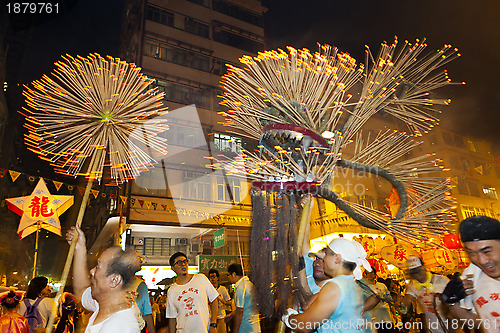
434, 248, 458, 269
361, 235, 374, 256
6, 178, 73, 239
380, 244, 419, 269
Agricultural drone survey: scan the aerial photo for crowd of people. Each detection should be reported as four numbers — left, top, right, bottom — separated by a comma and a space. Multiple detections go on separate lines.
0, 215, 498, 333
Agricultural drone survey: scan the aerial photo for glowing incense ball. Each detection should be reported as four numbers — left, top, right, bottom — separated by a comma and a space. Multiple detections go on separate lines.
21, 53, 169, 184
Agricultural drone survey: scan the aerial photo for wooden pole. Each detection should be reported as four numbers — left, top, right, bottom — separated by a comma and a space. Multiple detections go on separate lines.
32, 223, 40, 279
275, 194, 314, 333
45, 152, 102, 333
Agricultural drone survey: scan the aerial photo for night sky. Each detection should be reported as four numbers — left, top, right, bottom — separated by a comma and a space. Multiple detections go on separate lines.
262, 0, 500, 145
6, 0, 500, 145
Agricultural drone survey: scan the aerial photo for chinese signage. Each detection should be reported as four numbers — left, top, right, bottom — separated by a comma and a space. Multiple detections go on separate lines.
6, 178, 73, 239
197, 255, 250, 274
214, 227, 225, 249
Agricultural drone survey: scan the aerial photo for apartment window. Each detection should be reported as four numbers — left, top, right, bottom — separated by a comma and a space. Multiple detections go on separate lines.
154, 80, 211, 108
457, 179, 480, 197
454, 135, 466, 149
461, 158, 472, 172
213, 133, 242, 153
449, 156, 462, 170
168, 123, 205, 147
144, 39, 211, 72
212, 0, 263, 27
143, 40, 169, 60
442, 132, 454, 146
185, 17, 209, 38
217, 176, 241, 202
182, 171, 211, 200
213, 28, 263, 53
482, 185, 498, 199
146, 5, 174, 26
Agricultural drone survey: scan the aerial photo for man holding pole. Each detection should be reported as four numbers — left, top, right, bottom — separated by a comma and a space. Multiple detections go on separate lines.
66, 224, 141, 332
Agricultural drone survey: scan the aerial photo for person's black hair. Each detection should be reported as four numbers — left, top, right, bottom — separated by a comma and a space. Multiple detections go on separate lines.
105, 247, 141, 289
208, 269, 219, 278
343, 261, 356, 272
169, 252, 187, 266
228, 263, 243, 276
26, 276, 48, 300
1, 291, 20, 310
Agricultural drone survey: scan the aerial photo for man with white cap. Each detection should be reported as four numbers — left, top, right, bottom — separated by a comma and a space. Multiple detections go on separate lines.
400, 256, 452, 333
440, 215, 500, 332
282, 237, 371, 333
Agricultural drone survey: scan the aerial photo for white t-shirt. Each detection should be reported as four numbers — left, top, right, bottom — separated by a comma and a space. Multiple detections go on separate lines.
19, 297, 56, 328
81, 287, 140, 333
216, 285, 230, 319
407, 274, 450, 333
166, 274, 219, 333
461, 265, 500, 333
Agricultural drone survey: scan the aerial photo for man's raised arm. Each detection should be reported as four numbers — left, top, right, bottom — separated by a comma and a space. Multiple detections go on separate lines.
66, 224, 90, 299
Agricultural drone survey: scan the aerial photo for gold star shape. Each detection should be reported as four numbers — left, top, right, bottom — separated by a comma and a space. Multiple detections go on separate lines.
6, 178, 73, 239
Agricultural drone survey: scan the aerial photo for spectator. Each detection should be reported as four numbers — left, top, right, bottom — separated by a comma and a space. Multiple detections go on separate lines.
226, 264, 260, 333
129, 252, 155, 333
166, 252, 219, 333
18, 276, 56, 331
208, 269, 231, 333
400, 256, 453, 333
0, 291, 29, 332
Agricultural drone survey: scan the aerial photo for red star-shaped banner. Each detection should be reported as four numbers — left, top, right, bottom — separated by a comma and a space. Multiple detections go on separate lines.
6, 178, 73, 239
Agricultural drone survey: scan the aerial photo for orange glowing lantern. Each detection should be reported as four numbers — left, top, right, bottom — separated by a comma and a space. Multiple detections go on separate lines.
422, 248, 459, 271
380, 244, 419, 269
435, 248, 459, 269
443, 233, 462, 249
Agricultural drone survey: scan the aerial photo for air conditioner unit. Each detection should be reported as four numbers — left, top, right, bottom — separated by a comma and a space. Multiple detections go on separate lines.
133, 238, 144, 246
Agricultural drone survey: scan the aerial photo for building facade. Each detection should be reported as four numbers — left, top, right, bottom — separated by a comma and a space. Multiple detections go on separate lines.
119, 0, 266, 270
